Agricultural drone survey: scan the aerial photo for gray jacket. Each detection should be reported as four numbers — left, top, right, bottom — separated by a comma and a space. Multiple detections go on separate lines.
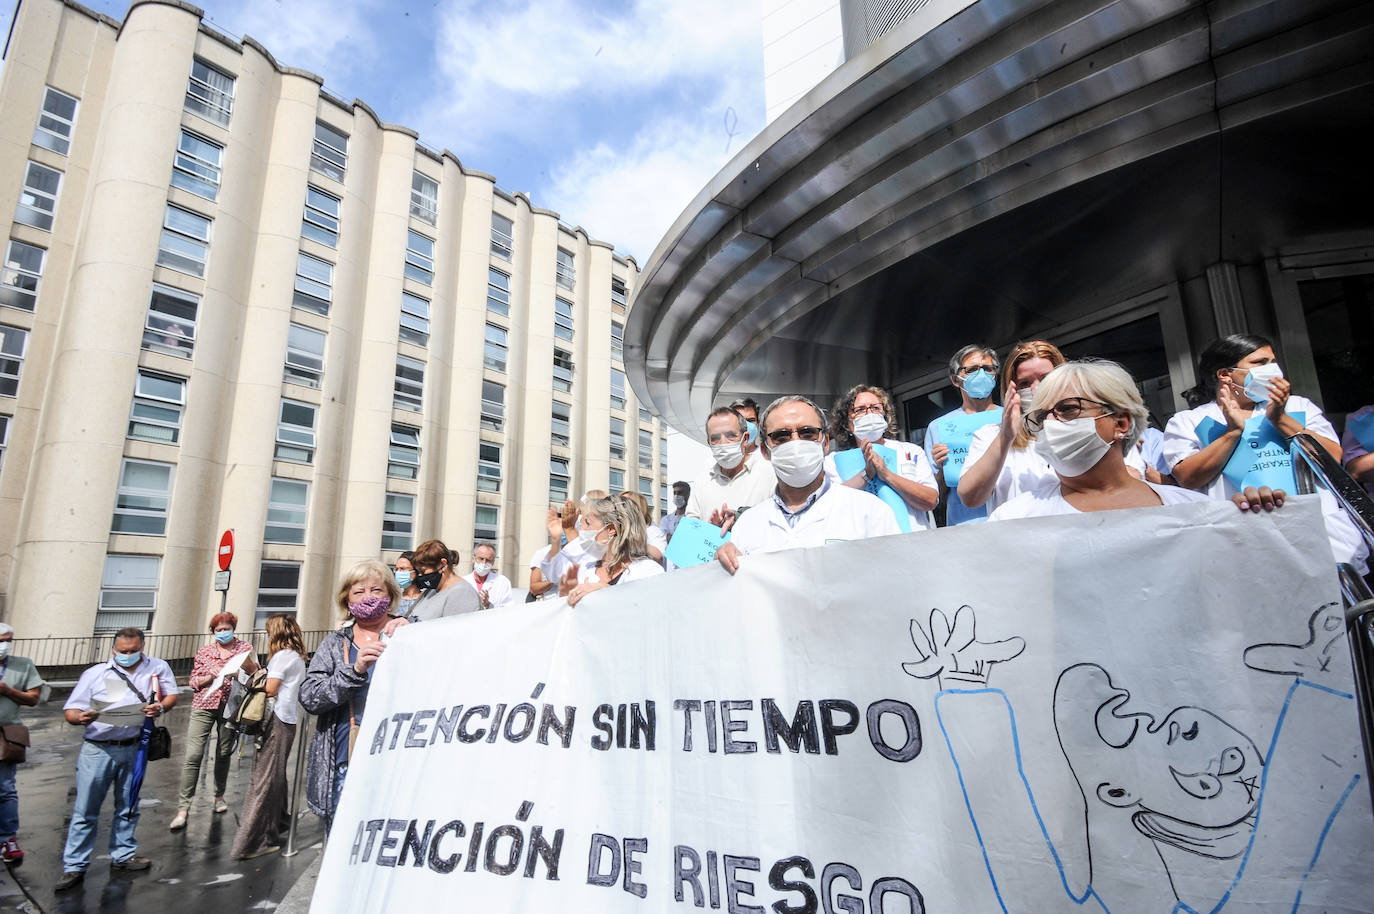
408, 580, 481, 622
299, 624, 371, 821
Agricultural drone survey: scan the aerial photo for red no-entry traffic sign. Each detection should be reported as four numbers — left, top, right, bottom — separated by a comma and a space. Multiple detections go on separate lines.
217, 529, 235, 571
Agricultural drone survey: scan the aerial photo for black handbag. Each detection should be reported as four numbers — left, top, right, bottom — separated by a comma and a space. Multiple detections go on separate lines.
110, 667, 172, 761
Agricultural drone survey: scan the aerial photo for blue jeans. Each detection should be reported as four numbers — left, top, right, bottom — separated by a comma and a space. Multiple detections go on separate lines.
0, 760, 17, 837
62, 740, 140, 871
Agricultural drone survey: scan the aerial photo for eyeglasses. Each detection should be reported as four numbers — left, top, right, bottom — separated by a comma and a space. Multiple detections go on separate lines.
956, 364, 997, 377
766, 426, 825, 445
849, 402, 884, 417
1022, 397, 1114, 435
707, 430, 743, 444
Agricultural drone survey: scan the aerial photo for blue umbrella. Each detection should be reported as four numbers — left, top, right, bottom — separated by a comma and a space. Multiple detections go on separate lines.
125, 715, 154, 821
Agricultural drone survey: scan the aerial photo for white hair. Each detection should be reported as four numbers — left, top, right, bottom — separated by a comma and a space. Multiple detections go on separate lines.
1032, 360, 1149, 452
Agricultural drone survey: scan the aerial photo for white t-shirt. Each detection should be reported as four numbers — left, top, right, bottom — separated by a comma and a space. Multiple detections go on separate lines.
266, 650, 306, 725
822, 438, 937, 531
1161, 396, 1337, 499
990, 479, 1208, 521
730, 480, 903, 557
611, 557, 665, 585
462, 570, 514, 608
965, 425, 1147, 515
686, 451, 777, 521
646, 524, 668, 558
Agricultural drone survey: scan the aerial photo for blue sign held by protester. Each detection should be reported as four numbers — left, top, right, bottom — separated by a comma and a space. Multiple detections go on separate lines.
664, 516, 731, 568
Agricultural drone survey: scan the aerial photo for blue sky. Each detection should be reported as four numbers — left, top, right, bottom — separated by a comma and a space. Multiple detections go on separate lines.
55, 0, 767, 264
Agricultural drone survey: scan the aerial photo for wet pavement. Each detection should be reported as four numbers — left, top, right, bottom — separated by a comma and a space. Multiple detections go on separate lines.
1, 686, 325, 913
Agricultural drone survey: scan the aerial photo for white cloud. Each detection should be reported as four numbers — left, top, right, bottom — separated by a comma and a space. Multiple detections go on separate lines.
201, 0, 380, 94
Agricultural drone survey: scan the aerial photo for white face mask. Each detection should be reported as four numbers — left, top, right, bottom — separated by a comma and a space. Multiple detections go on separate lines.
472, 562, 492, 577
578, 526, 609, 559
1034, 416, 1114, 477
1018, 387, 1036, 413
0, 642, 11, 660
852, 413, 887, 443
1241, 362, 1283, 404
769, 439, 826, 487
711, 440, 745, 470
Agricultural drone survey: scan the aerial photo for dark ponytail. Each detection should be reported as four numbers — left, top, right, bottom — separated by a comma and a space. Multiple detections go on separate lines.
1183, 333, 1273, 408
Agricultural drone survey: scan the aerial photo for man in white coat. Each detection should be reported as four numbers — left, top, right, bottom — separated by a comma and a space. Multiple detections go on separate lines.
717, 395, 901, 574
462, 543, 514, 609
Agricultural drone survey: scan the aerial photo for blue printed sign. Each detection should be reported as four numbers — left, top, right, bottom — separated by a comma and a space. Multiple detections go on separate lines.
1348, 410, 1374, 452
663, 516, 731, 569
933, 408, 1003, 487
1197, 411, 1305, 493
833, 444, 911, 532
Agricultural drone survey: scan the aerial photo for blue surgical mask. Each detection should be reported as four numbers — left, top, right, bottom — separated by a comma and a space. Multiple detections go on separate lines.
214, 630, 234, 644
963, 369, 996, 400
395, 569, 413, 589
114, 651, 142, 668
745, 421, 760, 445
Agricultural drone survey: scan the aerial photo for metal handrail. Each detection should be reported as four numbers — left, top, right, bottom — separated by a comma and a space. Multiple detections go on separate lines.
13, 629, 335, 681
1289, 433, 1374, 808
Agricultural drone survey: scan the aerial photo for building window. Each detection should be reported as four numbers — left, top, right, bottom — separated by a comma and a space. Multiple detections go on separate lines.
171, 130, 223, 201
611, 276, 628, 315
33, 86, 79, 155
157, 205, 212, 277
610, 367, 627, 410
394, 355, 424, 412
382, 492, 414, 551
142, 284, 198, 358
477, 442, 501, 492
480, 380, 504, 431
555, 247, 575, 290
301, 185, 341, 247
610, 417, 626, 461
404, 230, 434, 285
549, 457, 570, 502
661, 483, 670, 515
639, 407, 654, 423
0, 325, 27, 397
284, 322, 325, 388
611, 321, 624, 360
1, 240, 45, 311
15, 161, 61, 231
639, 429, 653, 469
554, 297, 574, 341
491, 212, 513, 260
661, 439, 669, 471
553, 348, 574, 392
474, 505, 498, 543
128, 371, 185, 443
111, 458, 173, 535
484, 323, 508, 372
293, 251, 333, 314
265, 477, 308, 544
0, 414, 8, 474
411, 172, 438, 225
275, 398, 317, 464
255, 561, 299, 628
185, 59, 234, 126
487, 267, 511, 316
399, 291, 429, 347
310, 121, 348, 182
97, 554, 159, 633
638, 476, 653, 497
388, 424, 420, 479
609, 467, 624, 490
551, 400, 571, 447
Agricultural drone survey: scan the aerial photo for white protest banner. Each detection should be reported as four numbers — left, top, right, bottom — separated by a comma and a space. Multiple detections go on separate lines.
312, 497, 1374, 912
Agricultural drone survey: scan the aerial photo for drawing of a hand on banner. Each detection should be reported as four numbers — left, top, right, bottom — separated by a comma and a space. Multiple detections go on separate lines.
905, 603, 1364, 914
901, 605, 1025, 689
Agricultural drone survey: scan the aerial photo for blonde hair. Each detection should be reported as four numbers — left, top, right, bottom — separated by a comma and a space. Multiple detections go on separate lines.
617, 490, 654, 526
586, 495, 650, 572
265, 613, 308, 663
1032, 360, 1149, 453
1001, 340, 1067, 448
334, 559, 401, 619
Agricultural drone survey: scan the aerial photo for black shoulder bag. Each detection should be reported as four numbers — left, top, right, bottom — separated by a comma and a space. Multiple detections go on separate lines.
109, 667, 173, 761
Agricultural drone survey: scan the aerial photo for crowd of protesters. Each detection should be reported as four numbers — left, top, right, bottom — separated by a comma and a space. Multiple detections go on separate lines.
8, 333, 1368, 894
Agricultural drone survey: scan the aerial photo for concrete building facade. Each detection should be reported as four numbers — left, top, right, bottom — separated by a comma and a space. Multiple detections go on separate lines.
0, 0, 667, 637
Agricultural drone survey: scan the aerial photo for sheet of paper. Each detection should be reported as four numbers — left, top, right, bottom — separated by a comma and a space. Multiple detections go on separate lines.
90, 698, 147, 726
209, 650, 249, 695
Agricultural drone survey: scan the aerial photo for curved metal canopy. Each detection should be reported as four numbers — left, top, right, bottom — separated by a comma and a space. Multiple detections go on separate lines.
625, 0, 1374, 441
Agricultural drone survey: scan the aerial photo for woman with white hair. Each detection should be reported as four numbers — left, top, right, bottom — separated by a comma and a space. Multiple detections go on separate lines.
990, 360, 1207, 519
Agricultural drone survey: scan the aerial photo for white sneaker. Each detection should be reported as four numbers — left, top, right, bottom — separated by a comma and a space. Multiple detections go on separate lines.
169, 810, 188, 831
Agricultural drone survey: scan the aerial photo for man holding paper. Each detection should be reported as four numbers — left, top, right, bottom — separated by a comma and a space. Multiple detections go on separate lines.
56, 628, 177, 891
717, 395, 900, 574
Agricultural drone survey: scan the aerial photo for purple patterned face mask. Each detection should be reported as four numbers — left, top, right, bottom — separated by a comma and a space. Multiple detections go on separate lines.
349, 594, 391, 622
